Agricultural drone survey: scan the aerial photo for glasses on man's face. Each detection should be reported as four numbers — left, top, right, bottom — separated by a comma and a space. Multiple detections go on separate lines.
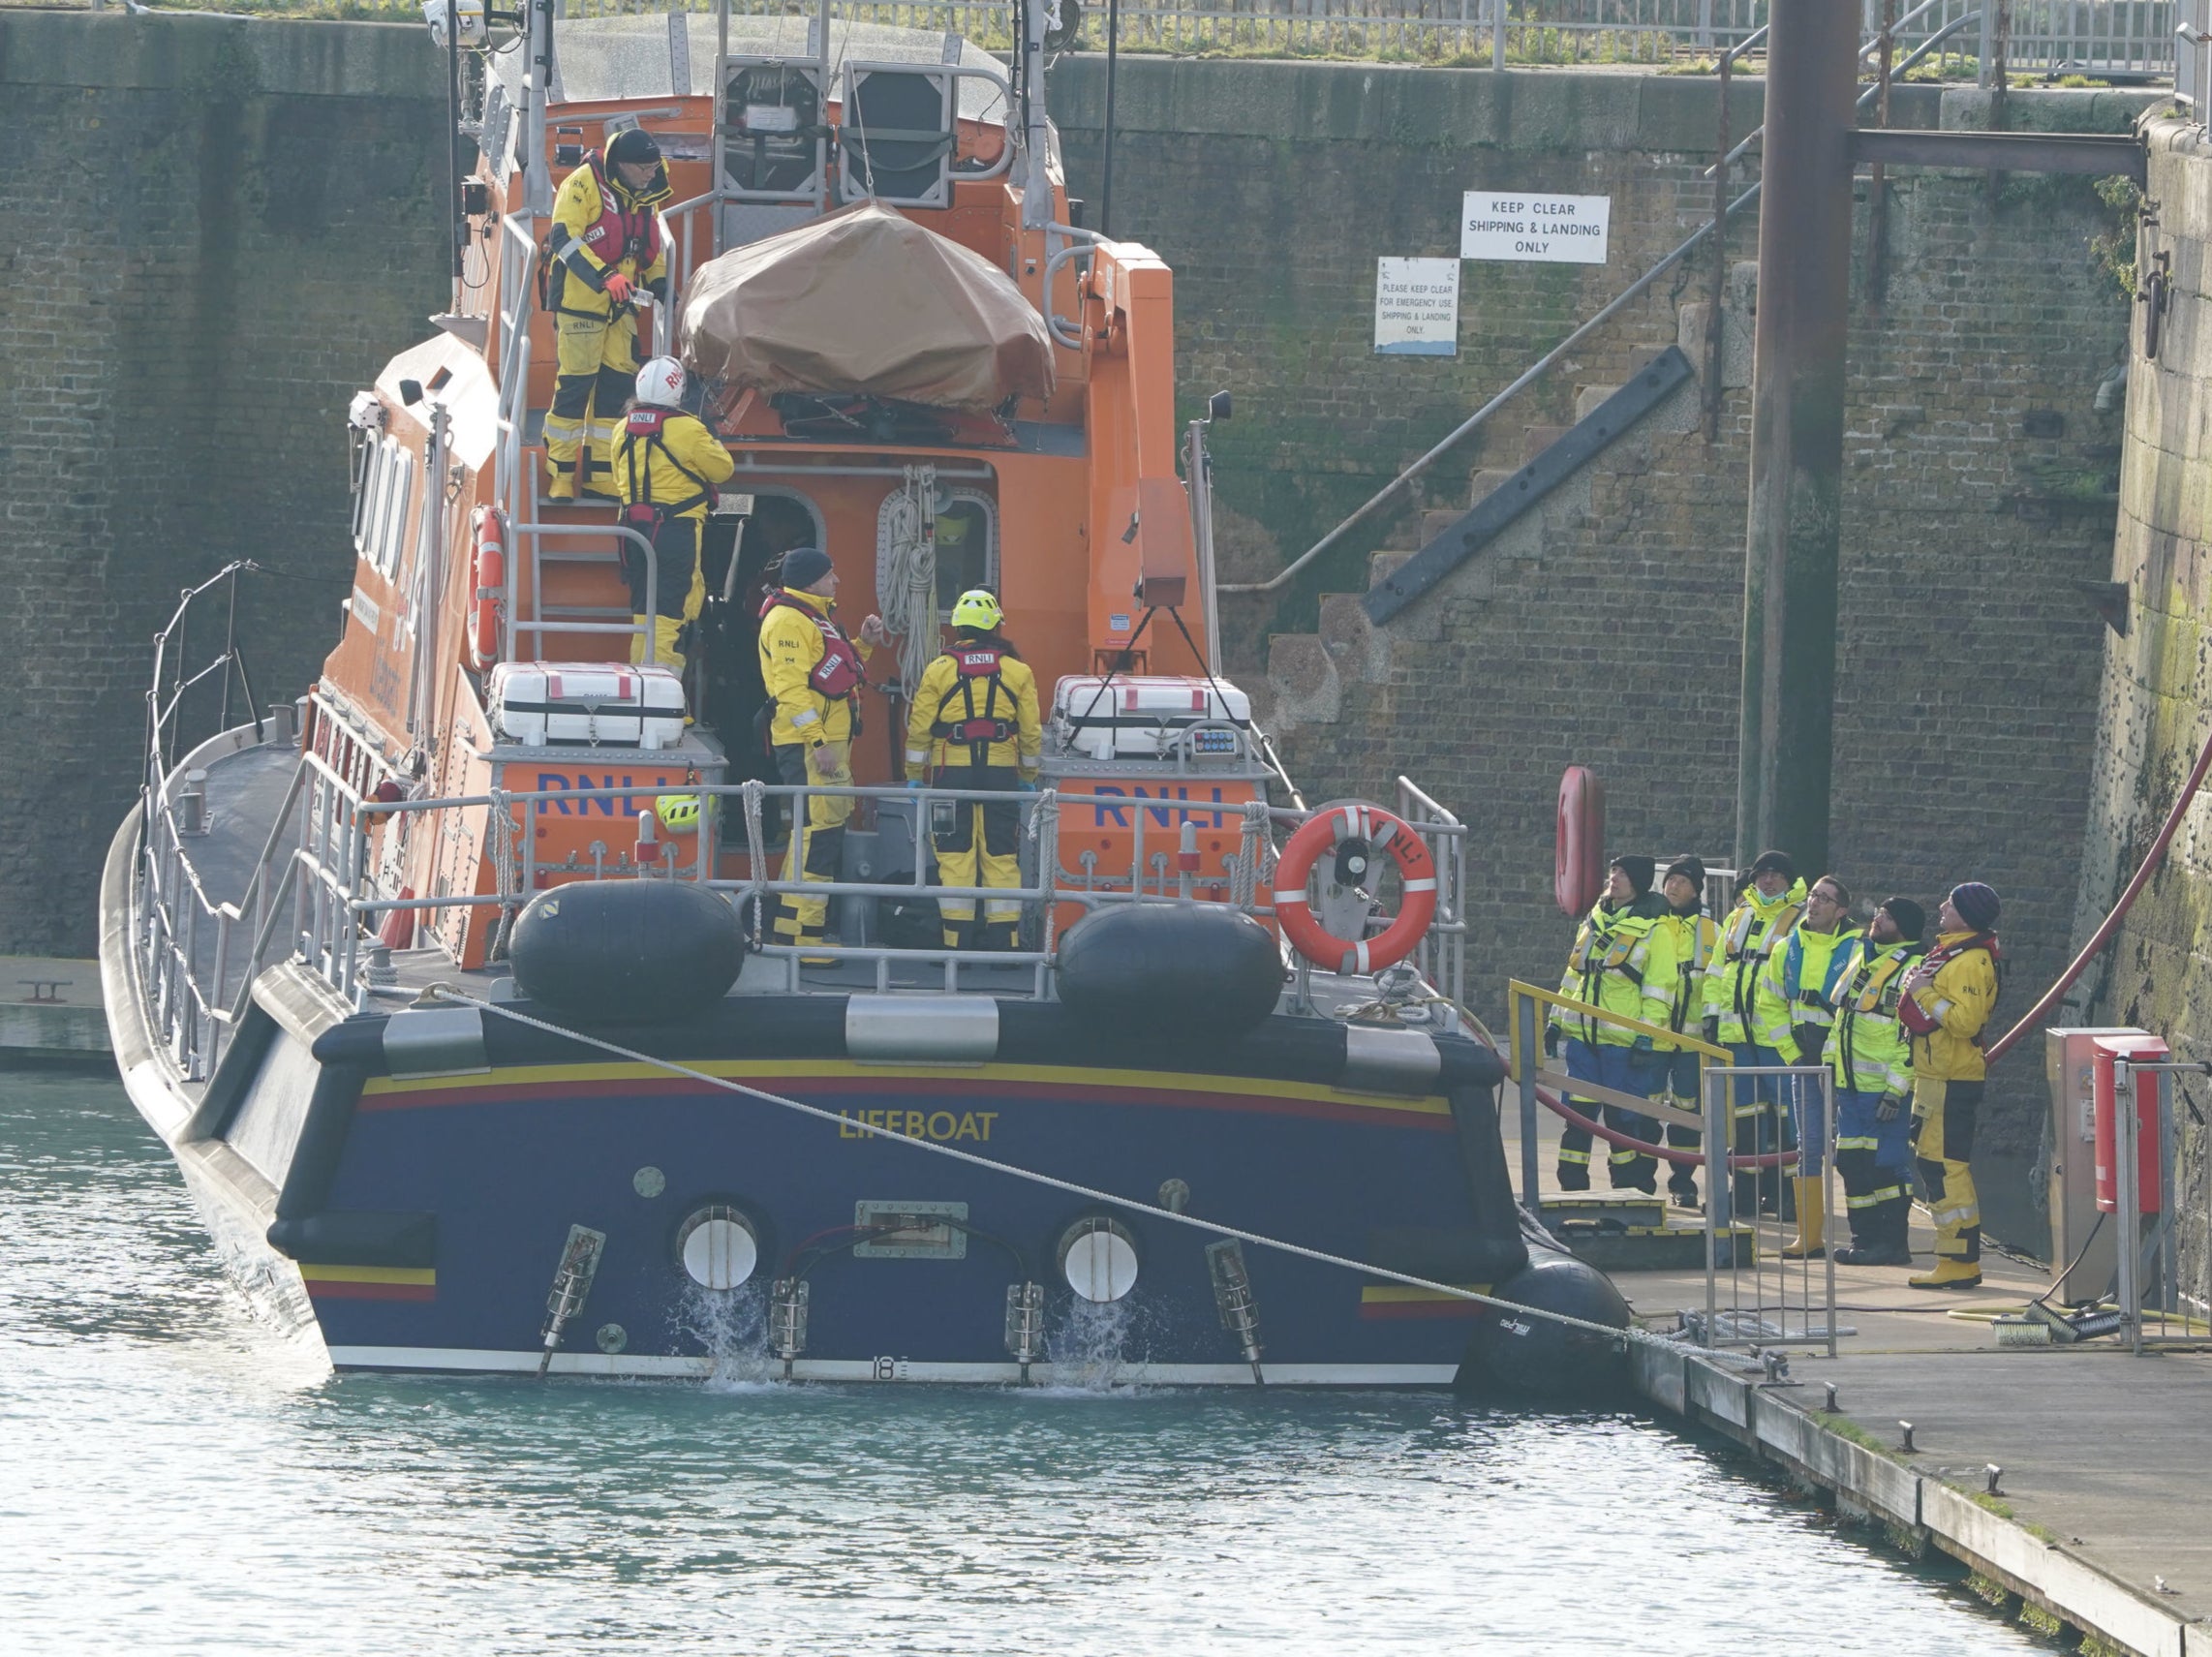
1809, 889, 1842, 907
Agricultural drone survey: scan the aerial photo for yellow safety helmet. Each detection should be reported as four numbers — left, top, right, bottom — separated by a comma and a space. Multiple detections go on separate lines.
949, 589, 1002, 631
656, 793, 702, 835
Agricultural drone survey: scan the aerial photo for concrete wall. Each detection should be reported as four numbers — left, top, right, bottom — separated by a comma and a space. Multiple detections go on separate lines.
2070, 117, 2212, 1296
1053, 63, 2150, 1246
0, 12, 449, 955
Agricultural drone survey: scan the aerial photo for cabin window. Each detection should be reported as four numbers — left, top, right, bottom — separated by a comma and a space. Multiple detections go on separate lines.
354, 437, 418, 582
933, 491, 997, 607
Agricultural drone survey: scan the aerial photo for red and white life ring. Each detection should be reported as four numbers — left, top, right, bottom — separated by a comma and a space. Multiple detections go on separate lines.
1272, 801, 1438, 975
467, 506, 507, 673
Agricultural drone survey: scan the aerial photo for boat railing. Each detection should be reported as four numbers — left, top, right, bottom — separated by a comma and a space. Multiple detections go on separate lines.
297, 758, 1468, 1011
135, 563, 305, 1082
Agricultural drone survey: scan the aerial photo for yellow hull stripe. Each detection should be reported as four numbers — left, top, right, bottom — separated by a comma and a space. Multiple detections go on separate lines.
298, 1264, 438, 1285
1360, 1282, 1490, 1304
362, 1058, 1450, 1117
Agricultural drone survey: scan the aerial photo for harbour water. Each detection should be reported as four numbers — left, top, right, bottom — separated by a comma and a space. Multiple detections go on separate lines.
3, 1071, 2057, 1655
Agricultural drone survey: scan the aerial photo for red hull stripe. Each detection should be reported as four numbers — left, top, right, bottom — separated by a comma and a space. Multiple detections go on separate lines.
1357, 1301, 1485, 1321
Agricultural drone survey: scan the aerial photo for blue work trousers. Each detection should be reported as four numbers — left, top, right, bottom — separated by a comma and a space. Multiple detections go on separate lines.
1556, 1037, 1659, 1191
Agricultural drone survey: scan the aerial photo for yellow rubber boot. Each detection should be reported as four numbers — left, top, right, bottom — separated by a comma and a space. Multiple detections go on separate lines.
1780, 1178, 1826, 1259
1909, 1257, 1983, 1290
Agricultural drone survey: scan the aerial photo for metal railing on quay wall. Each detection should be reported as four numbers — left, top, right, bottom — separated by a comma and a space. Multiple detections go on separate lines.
539, 0, 2171, 75
1502, 981, 1839, 1360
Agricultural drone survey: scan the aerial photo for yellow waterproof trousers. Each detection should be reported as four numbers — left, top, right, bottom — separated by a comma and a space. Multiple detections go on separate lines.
772, 741, 853, 949
930, 765, 1023, 948
1911, 1076, 1982, 1264
544, 307, 638, 498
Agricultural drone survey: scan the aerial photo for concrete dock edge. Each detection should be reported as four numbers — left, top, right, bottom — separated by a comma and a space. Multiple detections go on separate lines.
1637, 1347, 2198, 1657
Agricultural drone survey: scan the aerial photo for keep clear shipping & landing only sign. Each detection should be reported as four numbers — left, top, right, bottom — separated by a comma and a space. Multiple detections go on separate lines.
1461, 193, 1611, 264
1373, 258, 1460, 356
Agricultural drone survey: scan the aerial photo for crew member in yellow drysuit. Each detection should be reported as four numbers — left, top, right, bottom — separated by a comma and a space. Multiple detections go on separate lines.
757, 547, 884, 962
544, 127, 670, 501
904, 590, 1043, 950
1899, 882, 2002, 1290
615, 356, 733, 678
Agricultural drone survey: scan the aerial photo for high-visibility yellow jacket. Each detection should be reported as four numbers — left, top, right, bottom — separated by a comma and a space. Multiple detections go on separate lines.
1551, 893, 1672, 1049
1906, 931, 2000, 1082
616, 412, 735, 522
1704, 878, 1807, 1046
1646, 906, 1718, 1052
548, 155, 671, 318
1753, 920, 1861, 1062
1826, 936, 1922, 1101
904, 643, 1043, 780
759, 587, 874, 749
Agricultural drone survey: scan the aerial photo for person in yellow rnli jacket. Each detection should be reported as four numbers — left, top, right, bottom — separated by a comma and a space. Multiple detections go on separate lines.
544, 128, 671, 500
616, 357, 733, 678
757, 547, 885, 962
1825, 899, 1926, 1267
1645, 856, 1718, 1210
1898, 882, 2003, 1289
1755, 874, 1861, 1258
903, 591, 1043, 951
1546, 855, 1672, 1193
1703, 849, 1807, 1219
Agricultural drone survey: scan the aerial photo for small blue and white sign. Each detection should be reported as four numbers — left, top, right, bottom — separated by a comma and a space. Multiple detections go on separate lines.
1373, 258, 1460, 357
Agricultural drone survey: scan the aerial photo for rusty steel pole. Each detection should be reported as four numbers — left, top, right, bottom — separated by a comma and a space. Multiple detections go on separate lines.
1734, 0, 1857, 874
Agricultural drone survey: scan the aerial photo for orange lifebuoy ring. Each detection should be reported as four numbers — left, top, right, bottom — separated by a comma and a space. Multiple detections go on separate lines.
1554, 764, 1606, 919
468, 506, 507, 673
1272, 801, 1437, 975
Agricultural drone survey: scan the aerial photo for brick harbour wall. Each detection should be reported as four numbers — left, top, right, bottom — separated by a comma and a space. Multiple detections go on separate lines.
1054, 63, 2147, 1247
2069, 117, 2212, 1298
0, 12, 448, 957
0, 16, 2145, 1250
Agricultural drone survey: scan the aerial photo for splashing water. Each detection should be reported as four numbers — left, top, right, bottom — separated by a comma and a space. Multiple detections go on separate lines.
1043, 1295, 1144, 1392
677, 1281, 775, 1391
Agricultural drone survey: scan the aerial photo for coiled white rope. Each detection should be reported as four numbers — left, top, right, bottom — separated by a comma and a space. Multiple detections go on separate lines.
875, 465, 939, 696
424, 984, 1685, 1357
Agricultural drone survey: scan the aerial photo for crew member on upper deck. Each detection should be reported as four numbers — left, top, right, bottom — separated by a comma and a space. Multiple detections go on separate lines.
758, 548, 886, 963
544, 128, 670, 502
904, 590, 1043, 951
617, 356, 733, 679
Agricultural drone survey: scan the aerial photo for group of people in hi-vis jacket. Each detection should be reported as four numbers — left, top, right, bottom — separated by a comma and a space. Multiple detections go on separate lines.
1548, 848, 2002, 1289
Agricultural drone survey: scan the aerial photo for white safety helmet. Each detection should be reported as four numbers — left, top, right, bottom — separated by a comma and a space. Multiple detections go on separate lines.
634, 355, 687, 409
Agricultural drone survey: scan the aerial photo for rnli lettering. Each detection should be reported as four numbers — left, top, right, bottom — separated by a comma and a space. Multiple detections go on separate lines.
838, 1108, 998, 1142
533, 771, 681, 816
1090, 784, 1226, 829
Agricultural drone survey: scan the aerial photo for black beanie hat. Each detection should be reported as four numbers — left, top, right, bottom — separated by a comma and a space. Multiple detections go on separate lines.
1666, 855, 1706, 887
1880, 897, 1926, 941
777, 546, 833, 592
1611, 854, 1656, 898
1950, 882, 2001, 932
606, 127, 663, 168
1749, 848, 1797, 880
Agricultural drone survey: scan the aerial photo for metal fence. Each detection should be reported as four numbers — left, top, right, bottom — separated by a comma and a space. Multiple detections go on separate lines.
544, 0, 2174, 75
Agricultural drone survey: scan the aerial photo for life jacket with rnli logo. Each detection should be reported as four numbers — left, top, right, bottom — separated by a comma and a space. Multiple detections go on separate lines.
619, 408, 715, 536
581, 152, 661, 273
545, 152, 665, 316
933, 646, 1017, 763
758, 592, 865, 700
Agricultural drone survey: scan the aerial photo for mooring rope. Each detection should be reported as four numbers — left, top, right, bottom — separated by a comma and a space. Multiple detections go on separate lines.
425, 985, 1689, 1358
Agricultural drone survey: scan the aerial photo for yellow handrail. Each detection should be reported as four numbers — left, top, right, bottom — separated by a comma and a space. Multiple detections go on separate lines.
1504, 978, 1730, 1082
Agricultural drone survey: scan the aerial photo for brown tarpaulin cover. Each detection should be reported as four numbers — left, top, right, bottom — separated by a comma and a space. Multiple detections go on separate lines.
679, 200, 1056, 413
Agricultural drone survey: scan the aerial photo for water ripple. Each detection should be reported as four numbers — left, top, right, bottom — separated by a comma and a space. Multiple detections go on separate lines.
0, 1072, 2056, 1656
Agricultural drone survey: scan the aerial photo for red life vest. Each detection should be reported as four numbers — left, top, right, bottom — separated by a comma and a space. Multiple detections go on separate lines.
580, 152, 662, 274
760, 594, 865, 699
935, 646, 1016, 750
